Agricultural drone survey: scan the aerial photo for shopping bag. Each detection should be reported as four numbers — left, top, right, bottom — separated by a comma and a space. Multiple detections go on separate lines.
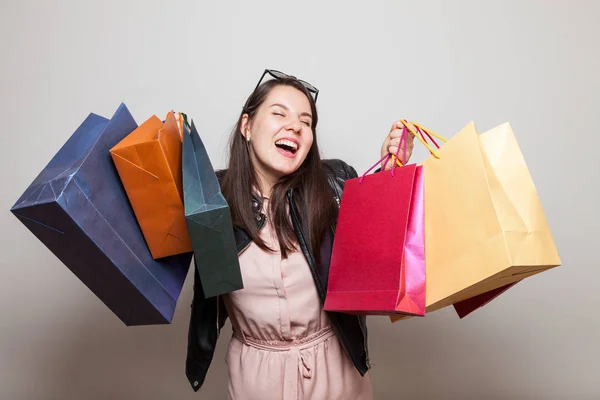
453, 281, 518, 318
324, 128, 426, 316
110, 111, 192, 259
391, 120, 561, 321
10, 103, 192, 326
182, 117, 243, 298
395, 122, 520, 320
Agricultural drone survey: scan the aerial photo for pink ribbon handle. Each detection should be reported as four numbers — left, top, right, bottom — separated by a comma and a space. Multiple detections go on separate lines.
399, 124, 409, 166
359, 125, 409, 184
359, 153, 390, 184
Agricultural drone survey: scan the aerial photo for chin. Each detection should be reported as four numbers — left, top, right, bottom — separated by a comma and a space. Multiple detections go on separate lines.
270, 160, 304, 178
272, 166, 299, 178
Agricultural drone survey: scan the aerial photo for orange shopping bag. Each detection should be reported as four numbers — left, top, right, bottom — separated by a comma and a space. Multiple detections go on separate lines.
110, 111, 192, 259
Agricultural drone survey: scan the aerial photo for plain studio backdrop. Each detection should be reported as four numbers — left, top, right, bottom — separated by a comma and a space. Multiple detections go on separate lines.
1, 1, 598, 399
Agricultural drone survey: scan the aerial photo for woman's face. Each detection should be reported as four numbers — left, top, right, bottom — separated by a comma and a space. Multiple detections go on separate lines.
241, 85, 314, 185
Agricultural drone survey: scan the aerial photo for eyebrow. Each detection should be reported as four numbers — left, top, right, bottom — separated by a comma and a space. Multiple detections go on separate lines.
269, 103, 313, 119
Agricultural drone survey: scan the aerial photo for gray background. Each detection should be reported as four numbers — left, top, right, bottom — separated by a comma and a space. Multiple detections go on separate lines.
1, 1, 598, 399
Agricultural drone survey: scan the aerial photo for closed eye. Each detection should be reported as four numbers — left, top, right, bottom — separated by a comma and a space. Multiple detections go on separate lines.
302, 121, 311, 126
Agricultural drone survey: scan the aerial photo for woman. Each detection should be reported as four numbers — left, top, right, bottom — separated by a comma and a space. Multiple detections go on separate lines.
185, 69, 414, 399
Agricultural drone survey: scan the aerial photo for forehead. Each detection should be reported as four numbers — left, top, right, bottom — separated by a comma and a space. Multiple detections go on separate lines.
264, 85, 312, 113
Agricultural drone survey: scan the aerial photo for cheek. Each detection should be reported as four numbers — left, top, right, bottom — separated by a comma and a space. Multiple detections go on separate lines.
303, 133, 314, 153
251, 124, 273, 151
262, 117, 285, 135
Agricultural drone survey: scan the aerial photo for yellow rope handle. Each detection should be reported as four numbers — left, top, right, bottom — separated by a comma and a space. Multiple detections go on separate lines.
391, 120, 449, 167
411, 121, 448, 143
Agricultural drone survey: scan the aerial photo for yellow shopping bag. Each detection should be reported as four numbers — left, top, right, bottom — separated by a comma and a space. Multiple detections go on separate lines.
391, 120, 561, 321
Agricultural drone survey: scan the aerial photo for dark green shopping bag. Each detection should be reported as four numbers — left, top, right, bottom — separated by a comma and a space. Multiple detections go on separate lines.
182, 117, 243, 298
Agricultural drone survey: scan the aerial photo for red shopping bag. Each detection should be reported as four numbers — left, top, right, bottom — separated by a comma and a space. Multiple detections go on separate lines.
453, 282, 518, 318
324, 128, 426, 316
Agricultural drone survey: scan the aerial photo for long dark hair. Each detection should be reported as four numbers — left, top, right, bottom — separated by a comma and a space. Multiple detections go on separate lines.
221, 78, 337, 260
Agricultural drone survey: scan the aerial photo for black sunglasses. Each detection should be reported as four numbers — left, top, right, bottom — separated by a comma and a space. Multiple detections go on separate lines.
253, 69, 319, 102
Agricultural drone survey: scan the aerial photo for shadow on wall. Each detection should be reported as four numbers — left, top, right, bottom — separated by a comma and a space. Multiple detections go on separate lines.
27, 266, 230, 400
365, 278, 567, 400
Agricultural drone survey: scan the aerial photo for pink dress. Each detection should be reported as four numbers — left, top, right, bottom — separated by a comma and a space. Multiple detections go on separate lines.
222, 198, 373, 400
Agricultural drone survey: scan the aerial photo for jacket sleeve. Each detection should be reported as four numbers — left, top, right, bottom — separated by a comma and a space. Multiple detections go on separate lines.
185, 262, 222, 392
340, 160, 358, 179
322, 159, 359, 191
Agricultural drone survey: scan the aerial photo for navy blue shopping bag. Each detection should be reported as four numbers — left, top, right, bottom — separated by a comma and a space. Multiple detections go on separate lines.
10, 103, 192, 326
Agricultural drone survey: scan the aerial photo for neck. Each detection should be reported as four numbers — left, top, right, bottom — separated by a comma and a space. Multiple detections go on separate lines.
250, 154, 280, 198
255, 172, 275, 198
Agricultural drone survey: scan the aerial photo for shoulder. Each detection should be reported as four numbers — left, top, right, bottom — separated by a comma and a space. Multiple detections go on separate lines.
321, 159, 358, 201
321, 159, 358, 181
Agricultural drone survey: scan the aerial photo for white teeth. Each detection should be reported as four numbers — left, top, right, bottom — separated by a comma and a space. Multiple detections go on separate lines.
275, 139, 298, 150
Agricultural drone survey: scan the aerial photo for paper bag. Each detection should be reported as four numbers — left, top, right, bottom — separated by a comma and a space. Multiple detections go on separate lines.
10, 104, 192, 326
182, 118, 243, 298
324, 133, 426, 316
453, 282, 518, 318
110, 111, 192, 259
392, 121, 561, 321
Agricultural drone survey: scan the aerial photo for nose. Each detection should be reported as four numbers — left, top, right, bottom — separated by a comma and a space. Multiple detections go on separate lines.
285, 118, 302, 134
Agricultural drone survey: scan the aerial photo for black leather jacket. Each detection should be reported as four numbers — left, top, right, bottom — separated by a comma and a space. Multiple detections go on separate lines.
185, 159, 371, 392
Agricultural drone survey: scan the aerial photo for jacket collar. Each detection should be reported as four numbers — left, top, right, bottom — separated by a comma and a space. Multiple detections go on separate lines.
251, 194, 262, 214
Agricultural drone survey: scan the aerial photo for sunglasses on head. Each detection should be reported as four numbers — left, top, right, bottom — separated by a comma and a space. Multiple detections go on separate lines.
253, 69, 319, 103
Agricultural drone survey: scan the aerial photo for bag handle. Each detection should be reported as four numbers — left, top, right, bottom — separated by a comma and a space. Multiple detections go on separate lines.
180, 112, 191, 129
359, 125, 409, 184
393, 120, 448, 167
358, 120, 448, 182
166, 110, 191, 138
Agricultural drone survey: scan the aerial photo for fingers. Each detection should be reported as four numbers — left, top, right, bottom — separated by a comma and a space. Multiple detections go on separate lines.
390, 120, 404, 132
383, 120, 418, 169
388, 136, 415, 150
388, 137, 408, 147
389, 126, 416, 139
389, 128, 403, 139
388, 145, 400, 155
390, 121, 418, 137
388, 142, 414, 156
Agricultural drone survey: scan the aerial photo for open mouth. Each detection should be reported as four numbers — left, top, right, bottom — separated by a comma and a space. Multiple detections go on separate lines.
275, 139, 299, 156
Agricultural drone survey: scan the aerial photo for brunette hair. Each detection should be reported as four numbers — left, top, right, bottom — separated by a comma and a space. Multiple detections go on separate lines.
220, 78, 337, 260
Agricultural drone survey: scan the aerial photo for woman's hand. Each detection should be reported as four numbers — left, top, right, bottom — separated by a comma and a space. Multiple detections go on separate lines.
380, 120, 416, 170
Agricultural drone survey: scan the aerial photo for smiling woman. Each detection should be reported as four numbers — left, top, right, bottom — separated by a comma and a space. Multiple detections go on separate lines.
184, 69, 414, 400
221, 77, 333, 260
242, 90, 315, 192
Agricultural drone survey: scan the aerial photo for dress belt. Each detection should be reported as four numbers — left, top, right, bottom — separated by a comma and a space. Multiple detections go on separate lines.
233, 326, 335, 400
